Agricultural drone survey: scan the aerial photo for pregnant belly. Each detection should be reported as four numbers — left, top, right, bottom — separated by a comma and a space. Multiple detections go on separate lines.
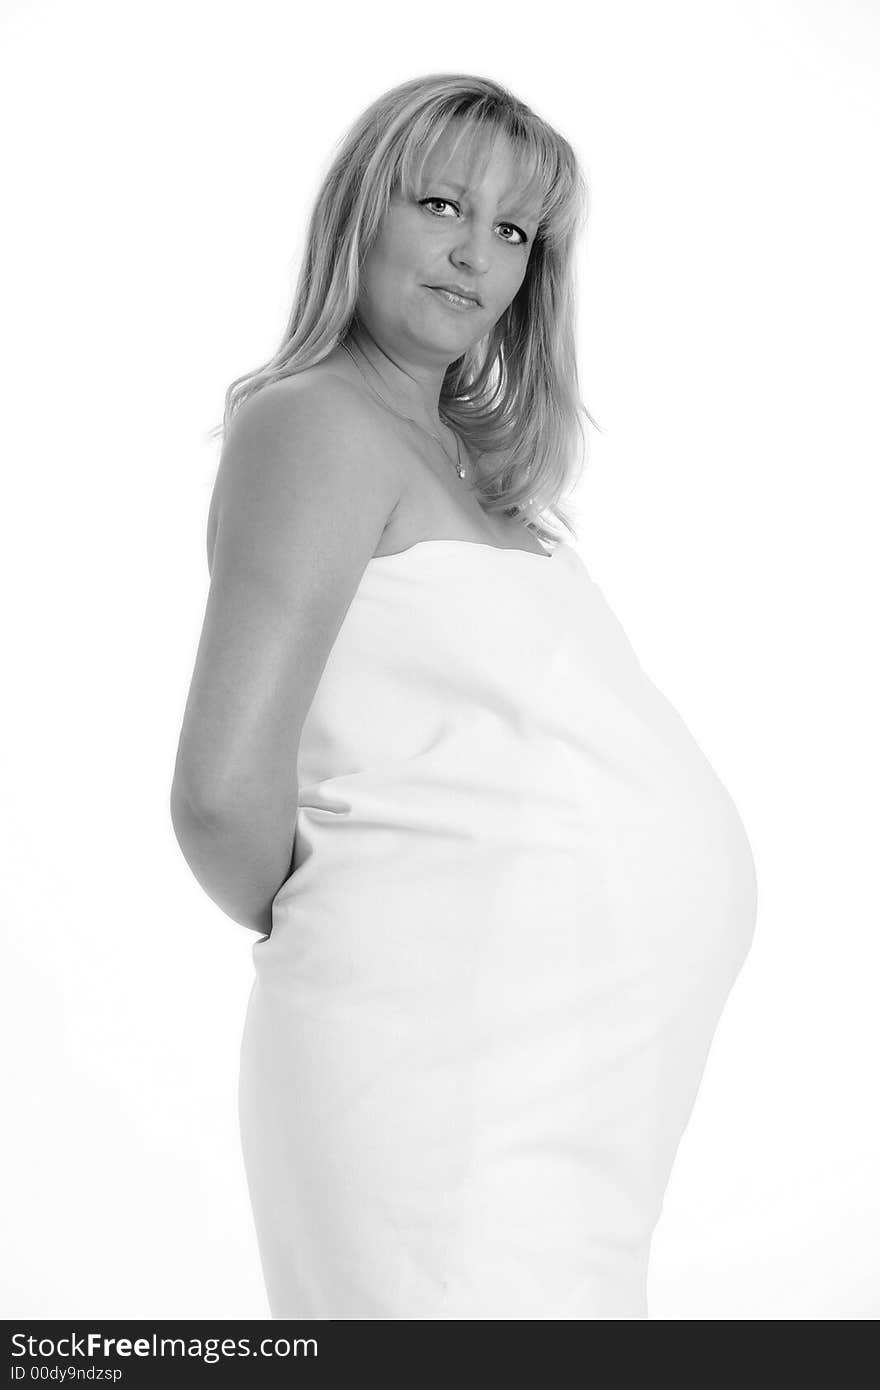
260, 733, 756, 1020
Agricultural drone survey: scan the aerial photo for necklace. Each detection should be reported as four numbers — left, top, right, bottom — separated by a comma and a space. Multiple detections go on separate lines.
339, 339, 468, 480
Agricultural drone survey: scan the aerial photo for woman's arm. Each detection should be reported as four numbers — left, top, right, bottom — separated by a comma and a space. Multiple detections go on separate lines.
168, 790, 291, 936
170, 373, 403, 934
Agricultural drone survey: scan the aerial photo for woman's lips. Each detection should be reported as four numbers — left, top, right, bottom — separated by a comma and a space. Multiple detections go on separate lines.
426, 286, 481, 311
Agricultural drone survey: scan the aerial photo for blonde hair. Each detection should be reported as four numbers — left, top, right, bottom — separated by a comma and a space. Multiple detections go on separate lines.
209, 72, 600, 545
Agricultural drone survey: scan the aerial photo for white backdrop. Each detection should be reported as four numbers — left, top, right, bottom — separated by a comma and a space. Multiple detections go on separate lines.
2, 0, 878, 1320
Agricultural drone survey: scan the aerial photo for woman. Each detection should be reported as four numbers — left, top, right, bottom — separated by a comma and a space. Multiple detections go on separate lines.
170, 73, 758, 1320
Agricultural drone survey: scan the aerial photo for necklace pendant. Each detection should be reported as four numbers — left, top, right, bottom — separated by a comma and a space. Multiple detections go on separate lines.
341, 339, 469, 482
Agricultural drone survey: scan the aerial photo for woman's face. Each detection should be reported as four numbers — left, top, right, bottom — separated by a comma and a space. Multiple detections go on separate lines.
356, 124, 541, 365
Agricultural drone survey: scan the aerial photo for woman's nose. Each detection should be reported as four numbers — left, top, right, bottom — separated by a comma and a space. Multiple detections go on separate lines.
450, 224, 492, 274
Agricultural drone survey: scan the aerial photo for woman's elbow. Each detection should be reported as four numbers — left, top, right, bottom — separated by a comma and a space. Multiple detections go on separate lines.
169, 785, 281, 937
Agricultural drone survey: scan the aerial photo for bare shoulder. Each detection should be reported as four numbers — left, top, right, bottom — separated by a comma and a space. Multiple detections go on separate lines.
230, 360, 378, 426
207, 366, 404, 577
220, 365, 401, 494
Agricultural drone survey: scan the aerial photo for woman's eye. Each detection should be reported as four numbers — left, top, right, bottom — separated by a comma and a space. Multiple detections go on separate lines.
497, 222, 527, 246
420, 197, 457, 216
419, 198, 528, 246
